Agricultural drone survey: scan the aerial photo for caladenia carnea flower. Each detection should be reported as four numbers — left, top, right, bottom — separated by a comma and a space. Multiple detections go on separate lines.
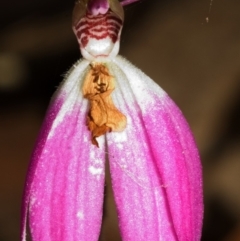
21, 0, 203, 240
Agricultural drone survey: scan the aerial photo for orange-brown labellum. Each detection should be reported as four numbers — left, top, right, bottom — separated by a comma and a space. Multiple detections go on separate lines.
82, 63, 127, 146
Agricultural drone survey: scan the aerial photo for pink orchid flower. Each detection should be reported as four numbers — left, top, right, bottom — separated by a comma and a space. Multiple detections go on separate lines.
21, 0, 203, 240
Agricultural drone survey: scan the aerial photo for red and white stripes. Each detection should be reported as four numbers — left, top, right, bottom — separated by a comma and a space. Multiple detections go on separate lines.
74, 12, 122, 47
73, 11, 123, 60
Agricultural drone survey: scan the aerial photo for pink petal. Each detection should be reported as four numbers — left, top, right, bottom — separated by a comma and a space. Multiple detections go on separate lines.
120, 0, 140, 6
106, 57, 203, 240
21, 56, 203, 241
21, 60, 106, 241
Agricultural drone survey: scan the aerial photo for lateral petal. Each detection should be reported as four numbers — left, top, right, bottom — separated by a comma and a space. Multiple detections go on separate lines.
106, 56, 203, 241
87, 0, 110, 15
21, 59, 106, 241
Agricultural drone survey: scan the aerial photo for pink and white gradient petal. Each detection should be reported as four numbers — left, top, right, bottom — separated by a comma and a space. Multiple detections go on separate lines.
21, 56, 203, 241
21, 60, 106, 241
106, 57, 203, 240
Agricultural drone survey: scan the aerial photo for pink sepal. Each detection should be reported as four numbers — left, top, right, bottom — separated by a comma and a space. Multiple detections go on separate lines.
120, 0, 140, 6
21, 60, 106, 241
106, 57, 203, 241
21, 56, 203, 241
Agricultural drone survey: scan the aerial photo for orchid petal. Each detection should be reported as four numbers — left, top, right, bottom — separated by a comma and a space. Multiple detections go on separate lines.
21, 60, 106, 241
105, 56, 203, 241
87, 0, 110, 15
21, 56, 203, 241
120, 0, 140, 7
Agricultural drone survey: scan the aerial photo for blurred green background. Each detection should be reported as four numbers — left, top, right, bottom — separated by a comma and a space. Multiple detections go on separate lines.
1, 0, 240, 240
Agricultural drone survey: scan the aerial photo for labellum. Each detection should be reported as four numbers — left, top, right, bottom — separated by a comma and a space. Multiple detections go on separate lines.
21, 0, 203, 241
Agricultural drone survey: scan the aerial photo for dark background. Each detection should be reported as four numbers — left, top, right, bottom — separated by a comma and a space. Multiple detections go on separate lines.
1, 0, 240, 240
